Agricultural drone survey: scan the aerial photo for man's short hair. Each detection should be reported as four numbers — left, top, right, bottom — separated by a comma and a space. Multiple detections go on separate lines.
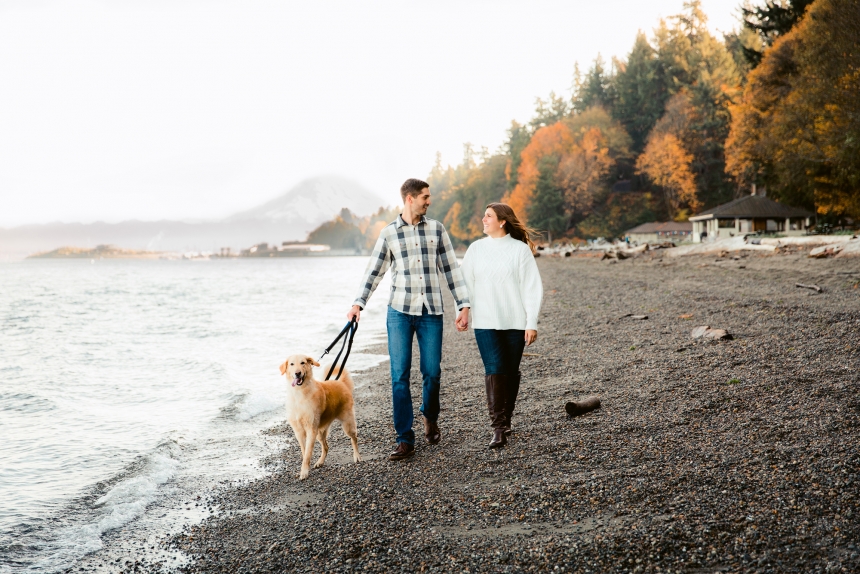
400, 178, 429, 201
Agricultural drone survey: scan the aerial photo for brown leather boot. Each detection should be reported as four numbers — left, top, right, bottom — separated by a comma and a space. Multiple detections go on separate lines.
502, 372, 521, 436
423, 417, 441, 445
485, 375, 507, 448
489, 428, 507, 449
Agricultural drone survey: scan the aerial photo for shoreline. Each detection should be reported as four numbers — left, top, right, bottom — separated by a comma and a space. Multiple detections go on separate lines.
93, 253, 858, 572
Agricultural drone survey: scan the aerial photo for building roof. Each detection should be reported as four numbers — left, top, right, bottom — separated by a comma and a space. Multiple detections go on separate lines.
625, 221, 693, 234
689, 194, 814, 221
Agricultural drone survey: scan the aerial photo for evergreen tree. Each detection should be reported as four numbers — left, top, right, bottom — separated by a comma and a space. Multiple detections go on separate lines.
504, 121, 531, 192
612, 32, 667, 154
529, 92, 570, 130
527, 156, 567, 241
742, 0, 814, 66
572, 55, 616, 113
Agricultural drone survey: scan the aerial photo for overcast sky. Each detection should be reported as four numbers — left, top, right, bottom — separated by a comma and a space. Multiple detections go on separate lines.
0, 0, 743, 227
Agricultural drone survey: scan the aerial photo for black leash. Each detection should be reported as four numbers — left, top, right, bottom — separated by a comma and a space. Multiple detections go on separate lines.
318, 318, 358, 380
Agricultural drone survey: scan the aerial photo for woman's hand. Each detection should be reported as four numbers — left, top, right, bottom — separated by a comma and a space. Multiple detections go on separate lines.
455, 308, 470, 332
524, 330, 537, 346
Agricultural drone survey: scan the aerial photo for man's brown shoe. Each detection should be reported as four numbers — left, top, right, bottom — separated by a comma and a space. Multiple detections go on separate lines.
423, 417, 441, 445
389, 442, 415, 461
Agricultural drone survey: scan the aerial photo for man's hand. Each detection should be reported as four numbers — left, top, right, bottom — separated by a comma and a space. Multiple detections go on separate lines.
347, 305, 361, 322
525, 329, 537, 346
455, 308, 470, 332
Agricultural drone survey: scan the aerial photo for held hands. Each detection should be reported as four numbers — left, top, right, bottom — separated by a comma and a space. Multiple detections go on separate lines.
455, 308, 470, 332
347, 305, 361, 323
525, 330, 537, 346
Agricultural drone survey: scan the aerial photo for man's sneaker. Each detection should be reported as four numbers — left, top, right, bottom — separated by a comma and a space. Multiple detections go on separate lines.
389, 442, 415, 461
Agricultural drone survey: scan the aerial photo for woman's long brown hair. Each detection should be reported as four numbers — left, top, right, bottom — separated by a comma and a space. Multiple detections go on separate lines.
486, 203, 538, 254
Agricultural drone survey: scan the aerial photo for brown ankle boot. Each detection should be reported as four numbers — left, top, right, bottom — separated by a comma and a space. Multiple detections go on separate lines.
489, 428, 507, 449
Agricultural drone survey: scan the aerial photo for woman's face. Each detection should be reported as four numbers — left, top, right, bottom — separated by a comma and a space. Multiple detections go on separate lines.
482, 208, 505, 235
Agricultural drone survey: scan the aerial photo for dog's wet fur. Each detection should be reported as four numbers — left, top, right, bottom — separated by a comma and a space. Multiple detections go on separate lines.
279, 354, 361, 479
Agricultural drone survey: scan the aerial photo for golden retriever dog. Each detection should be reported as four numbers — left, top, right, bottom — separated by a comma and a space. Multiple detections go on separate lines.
279, 354, 361, 479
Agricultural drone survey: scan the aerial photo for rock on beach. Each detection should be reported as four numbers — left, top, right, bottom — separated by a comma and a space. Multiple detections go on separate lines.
122, 251, 860, 574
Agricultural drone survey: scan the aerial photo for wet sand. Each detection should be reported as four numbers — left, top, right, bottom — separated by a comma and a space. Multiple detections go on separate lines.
125, 252, 859, 573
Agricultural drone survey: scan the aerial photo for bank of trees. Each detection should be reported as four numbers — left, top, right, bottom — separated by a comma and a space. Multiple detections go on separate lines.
307, 206, 400, 250
726, 0, 860, 219
426, 0, 858, 244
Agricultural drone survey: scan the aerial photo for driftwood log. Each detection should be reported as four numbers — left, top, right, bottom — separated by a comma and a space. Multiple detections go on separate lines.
795, 283, 823, 293
565, 397, 601, 417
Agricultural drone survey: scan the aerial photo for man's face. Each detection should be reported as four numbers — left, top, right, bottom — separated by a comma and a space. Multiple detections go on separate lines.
408, 188, 431, 215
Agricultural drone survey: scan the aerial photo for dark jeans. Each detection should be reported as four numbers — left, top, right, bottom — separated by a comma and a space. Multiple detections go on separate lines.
387, 306, 443, 445
474, 329, 526, 377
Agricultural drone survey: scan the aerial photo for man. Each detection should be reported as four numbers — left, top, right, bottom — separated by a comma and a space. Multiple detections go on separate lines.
348, 178, 470, 461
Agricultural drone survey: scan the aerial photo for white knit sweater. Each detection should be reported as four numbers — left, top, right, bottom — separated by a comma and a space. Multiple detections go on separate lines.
460, 234, 543, 330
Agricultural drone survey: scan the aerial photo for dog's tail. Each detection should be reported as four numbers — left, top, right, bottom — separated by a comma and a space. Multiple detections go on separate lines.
320, 363, 353, 389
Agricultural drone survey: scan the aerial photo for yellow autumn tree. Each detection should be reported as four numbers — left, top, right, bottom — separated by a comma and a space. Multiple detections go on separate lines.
636, 132, 699, 220
726, 0, 860, 219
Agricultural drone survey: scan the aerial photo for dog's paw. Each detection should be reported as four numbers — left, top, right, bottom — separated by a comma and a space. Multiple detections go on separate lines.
354, 454, 362, 463
299, 468, 309, 480
313, 460, 325, 469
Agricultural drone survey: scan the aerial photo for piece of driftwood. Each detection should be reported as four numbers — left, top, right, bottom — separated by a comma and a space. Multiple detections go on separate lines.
795, 282, 822, 293
565, 397, 601, 417
619, 313, 648, 320
691, 325, 734, 340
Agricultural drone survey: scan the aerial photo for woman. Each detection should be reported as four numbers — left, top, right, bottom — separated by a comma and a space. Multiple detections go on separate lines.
457, 203, 543, 448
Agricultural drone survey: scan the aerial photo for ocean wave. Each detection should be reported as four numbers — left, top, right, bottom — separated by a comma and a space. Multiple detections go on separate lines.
22, 442, 180, 573
235, 389, 284, 421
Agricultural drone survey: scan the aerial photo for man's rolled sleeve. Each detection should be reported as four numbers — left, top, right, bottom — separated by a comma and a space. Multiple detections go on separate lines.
353, 235, 391, 309
436, 226, 471, 310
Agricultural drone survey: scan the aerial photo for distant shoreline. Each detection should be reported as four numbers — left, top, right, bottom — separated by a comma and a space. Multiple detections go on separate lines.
27, 246, 163, 259
25, 245, 369, 260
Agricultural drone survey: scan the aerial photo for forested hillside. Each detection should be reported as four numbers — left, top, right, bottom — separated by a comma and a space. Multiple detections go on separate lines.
425, 0, 858, 244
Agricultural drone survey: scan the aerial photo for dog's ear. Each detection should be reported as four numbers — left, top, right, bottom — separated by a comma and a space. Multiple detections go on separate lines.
279, 361, 287, 376
307, 356, 320, 367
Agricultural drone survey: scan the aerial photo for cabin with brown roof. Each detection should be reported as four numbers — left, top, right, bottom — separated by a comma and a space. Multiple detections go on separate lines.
624, 221, 693, 245
688, 190, 814, 243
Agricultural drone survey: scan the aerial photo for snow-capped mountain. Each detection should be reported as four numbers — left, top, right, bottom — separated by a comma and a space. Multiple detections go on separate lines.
227, 176, 387, 225
0, 176, 393, 259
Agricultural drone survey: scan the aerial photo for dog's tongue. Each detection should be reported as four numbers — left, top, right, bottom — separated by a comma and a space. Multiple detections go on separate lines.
292, 376, 302, 387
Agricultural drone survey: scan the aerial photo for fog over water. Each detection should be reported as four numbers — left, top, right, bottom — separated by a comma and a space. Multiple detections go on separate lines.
0, 0, 742, 227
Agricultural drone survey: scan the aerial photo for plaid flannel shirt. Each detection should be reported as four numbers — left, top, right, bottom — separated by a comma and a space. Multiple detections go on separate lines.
353, 215, 470, 315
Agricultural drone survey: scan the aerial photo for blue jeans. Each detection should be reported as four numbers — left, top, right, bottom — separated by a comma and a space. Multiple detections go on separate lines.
386, 306, 443, 445
473, 329, 526, 377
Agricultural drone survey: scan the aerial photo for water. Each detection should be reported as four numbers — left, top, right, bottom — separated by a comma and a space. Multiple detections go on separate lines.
0, 258, 389, 572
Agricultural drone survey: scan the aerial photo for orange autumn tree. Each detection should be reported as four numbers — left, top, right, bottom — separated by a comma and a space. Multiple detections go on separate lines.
636, 132, 699, 220
505, 122, 574, 219
503, 106, 630, 237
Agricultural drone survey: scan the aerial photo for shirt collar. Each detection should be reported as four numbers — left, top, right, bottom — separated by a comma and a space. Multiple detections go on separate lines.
396, 214, 427, 228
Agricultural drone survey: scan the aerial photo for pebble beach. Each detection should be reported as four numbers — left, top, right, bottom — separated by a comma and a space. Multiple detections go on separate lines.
127, 252, 858, 573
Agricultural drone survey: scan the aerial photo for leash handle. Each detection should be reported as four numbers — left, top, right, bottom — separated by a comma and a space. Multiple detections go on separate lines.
322, 318, 358, 380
